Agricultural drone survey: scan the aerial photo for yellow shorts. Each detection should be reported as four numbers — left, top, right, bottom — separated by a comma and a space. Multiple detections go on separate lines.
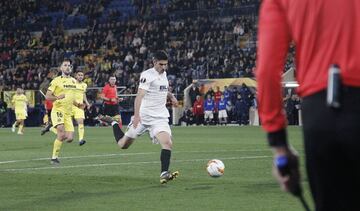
72, 105, 85, 119
51, 108, 74, 132
15, 111, 27, 120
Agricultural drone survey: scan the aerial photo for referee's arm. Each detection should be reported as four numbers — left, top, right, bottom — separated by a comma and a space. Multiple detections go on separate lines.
256, 0, 299, 194
100, 93, 110, 102
257, 0, 291, 147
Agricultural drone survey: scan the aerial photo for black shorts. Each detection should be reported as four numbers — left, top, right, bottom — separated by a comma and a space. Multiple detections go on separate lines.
302, 87, 360, 211
103, 104, 119, 117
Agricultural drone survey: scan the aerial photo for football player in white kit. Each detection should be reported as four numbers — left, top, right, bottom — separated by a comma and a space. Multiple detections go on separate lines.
100, 51, 179, 184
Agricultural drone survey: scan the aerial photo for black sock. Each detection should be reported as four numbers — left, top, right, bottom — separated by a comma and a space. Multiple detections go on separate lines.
160, 149, 171, 173
112, 123, 124, 143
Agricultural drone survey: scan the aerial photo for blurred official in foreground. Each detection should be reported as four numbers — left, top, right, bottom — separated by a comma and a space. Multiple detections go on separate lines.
256, 0, 360, 210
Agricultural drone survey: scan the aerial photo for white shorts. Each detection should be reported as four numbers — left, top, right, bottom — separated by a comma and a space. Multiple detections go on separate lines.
125, 118, 171, 144
204, 110, 214, 119
218, 110, 228, 118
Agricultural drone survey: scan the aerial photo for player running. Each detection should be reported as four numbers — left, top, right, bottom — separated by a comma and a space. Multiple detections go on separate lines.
11, 88, 28, 135
72, 70, 91, 146
45, 59, 78, 164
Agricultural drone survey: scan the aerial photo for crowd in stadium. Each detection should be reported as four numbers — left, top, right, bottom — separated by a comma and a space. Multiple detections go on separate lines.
0, 0, 300, 127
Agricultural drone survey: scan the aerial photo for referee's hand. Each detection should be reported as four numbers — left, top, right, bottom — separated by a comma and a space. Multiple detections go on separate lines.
272, 147, 301, 195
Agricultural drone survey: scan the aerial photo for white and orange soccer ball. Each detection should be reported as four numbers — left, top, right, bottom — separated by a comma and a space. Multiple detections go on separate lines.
206, 159, 225, 177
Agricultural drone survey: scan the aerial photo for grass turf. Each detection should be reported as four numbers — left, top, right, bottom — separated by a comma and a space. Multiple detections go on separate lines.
0, 126, 312, 211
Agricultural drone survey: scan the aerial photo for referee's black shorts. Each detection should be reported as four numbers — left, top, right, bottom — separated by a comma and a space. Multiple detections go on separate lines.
301, 86, 360, 211
103, 104, 119, 117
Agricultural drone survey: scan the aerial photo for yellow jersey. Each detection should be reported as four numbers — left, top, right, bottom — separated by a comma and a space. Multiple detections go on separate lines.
74, 81, 87, 104
11, 94, 28, 113
48, 76, 77, 114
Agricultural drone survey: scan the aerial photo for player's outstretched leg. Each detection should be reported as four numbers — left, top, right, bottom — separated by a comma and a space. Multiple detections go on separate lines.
98, 115, 124, 143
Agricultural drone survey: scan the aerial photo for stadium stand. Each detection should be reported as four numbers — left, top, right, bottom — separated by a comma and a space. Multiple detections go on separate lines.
1, 0, 292, 127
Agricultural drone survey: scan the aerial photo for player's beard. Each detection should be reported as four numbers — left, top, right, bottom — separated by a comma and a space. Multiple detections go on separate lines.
63, 69, 71, 76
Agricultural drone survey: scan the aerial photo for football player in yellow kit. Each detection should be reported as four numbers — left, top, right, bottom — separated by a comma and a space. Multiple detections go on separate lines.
11, 88, 28, 135
45, 59, 81, 164
72, 70, 90, 146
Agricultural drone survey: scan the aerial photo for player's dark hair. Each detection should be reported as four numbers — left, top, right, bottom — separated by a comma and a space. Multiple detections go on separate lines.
153, 50, 168, 61
62, 58, 72, 64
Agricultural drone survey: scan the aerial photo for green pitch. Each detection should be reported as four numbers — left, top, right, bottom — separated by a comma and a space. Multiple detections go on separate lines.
0, 126, 312, 211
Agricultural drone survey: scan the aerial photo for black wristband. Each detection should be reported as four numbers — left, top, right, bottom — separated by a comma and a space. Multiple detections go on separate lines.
267, 129, 288, 147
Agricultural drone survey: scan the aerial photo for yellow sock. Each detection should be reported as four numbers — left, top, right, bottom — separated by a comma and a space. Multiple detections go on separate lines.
18, 124, 23, 133
52, 139, 63, 159
78, 124, 84, 141
12, 122, 17, 127
50, 126, 58, 134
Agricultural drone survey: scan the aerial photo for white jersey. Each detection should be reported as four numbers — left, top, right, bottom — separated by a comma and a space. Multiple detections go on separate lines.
138, 68, 169, 124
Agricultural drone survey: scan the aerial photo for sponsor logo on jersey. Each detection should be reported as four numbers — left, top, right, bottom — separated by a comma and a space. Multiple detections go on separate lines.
159, 85, 168, 91
63, 84, 76, 89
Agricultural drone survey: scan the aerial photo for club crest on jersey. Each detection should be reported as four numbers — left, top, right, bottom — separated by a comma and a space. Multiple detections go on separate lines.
159, 85, 168, 91
140, 78, 146, 83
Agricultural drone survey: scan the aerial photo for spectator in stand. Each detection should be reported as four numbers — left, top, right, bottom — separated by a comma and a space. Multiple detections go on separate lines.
233, 22, 245, 37
239, 83, 251, 99
192, 95, 204, 125
0, 0, 262, 126
205, 87, 215, 98
235, 94, 250, 126
188, 83, 200, 106
178, 107, 194, 126
223, 86, 231, 102
226, 98, 234, 122
230, 86, 239, 105
285, 94, 300, 125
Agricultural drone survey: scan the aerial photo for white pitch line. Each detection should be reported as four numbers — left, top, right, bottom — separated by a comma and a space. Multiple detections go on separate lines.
0, 152, 157, 164
0, 155, 271, 172
0, 149, 271, 165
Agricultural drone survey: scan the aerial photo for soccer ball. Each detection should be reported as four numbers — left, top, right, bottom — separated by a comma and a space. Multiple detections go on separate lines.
206, 159, 225, 177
